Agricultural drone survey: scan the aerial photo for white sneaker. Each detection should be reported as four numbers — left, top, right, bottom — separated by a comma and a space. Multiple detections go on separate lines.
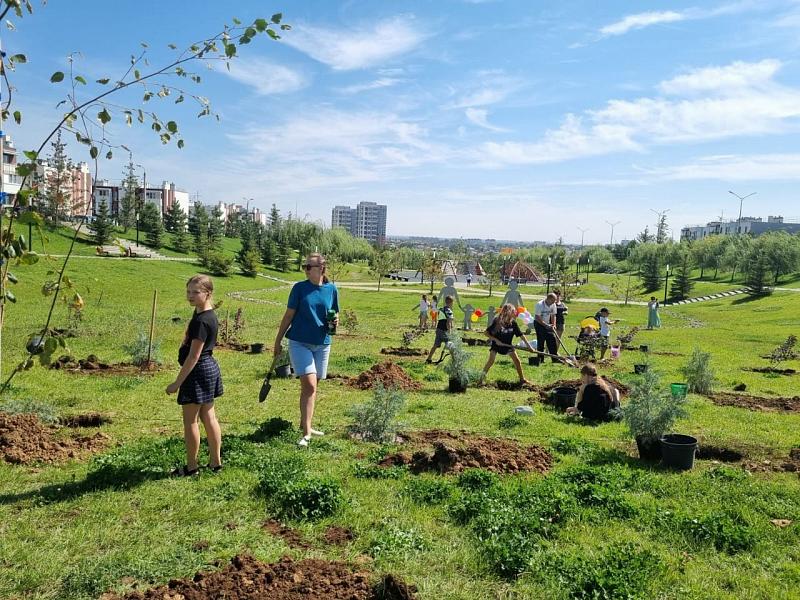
297, 435, 311, 448
309, 429, 325, 437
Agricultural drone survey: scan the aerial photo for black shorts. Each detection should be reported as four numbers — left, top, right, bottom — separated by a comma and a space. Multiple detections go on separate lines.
490, 342, 514, 356
178, 355, 223, 405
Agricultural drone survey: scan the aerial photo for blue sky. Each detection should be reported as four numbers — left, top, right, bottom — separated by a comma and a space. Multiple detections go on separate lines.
6, 0, 800, 243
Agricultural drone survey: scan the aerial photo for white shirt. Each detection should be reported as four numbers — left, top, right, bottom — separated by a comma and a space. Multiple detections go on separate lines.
599, 316, 611, 336
534, 299, 557, 325
419, 299, 429, 312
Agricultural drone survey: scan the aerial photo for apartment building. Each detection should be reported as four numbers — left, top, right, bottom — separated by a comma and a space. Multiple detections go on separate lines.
330, 201, 387, 244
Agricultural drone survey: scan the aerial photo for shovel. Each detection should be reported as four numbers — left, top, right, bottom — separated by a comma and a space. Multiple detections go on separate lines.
259, 355, 280, 403
514, 343, 579, 369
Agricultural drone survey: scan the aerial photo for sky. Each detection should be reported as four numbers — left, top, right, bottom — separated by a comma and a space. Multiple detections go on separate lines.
5, 0, 800, 244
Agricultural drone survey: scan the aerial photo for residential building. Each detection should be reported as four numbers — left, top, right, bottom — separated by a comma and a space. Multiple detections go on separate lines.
1, 134, 22, 207
331, 205, 355, 231
215, 201, 266, 224
681, 215, 800, 240
331, 201, 387, 244
92, 180, 188, 218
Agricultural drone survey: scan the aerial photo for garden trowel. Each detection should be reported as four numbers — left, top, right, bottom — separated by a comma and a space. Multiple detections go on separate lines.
259, 355, 280, 403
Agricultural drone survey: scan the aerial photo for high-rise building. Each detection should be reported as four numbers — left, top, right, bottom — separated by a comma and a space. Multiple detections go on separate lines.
331, 201, 387, 244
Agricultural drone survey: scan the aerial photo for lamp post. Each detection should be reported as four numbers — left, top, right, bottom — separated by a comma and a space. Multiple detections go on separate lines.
663, 263, 670, 304
606, 220, 621, 246
575, 256, 580, 286
546, 256, 552, 294
586, 257, 591, 283
728, 190, 756, 235
134, 163, 147, 247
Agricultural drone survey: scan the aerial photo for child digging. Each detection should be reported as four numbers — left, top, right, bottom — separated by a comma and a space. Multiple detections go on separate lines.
166, 274, 223, 476
480, 303, 535, 385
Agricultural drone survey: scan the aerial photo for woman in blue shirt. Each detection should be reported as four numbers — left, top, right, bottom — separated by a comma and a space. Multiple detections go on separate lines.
274, 253, 339, 447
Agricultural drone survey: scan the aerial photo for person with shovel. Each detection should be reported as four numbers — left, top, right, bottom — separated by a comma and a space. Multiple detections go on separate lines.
273, 253, 339, 448
533, 292, 560, 363
479, 303, 535, 385
426, 295, 454, 363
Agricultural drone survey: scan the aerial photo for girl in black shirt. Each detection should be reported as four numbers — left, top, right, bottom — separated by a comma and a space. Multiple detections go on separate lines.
480, 303, 535, 385
166, 274, 223, 476
567, 364, 620, 421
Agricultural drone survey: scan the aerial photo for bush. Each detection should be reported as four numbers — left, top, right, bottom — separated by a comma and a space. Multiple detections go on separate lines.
346, 383, 406, 443
498, 413, 526, 429
440, 332, 480, 387
681, 347, 716, 394
769, 335, 798, 365
122, 330, 163, 366
624, 368, 687, 440
553, 464, 638, 519
404, 477, 453, 505
205, 251, 233, 276
237, 248, 260, 277
0, 398, 59, 424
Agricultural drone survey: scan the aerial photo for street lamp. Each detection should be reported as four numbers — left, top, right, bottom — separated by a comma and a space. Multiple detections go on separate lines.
546, 256, 552, 294
664, 263, 670, 304
606, 220, 621, 246
728, 190, 756, 234
575, 255, 580, 285
586, 257, 591, 283
134, 163, 147, 247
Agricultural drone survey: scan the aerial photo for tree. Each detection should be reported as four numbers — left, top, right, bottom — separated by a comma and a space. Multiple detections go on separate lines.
325, 253, 349, 282
91, 198, 113, 246
636, 226, 655, 244
208, 205, 225, 252
419, 251, 442, 293
237, 220, 260, 276
760, 231, 800, 285
260, 236, 277, 268
163, 201, 181, 233
170, 205, 191, 253
745, 253, 772, 296
138, 202, 160, 233
274, 235, 291, 272
639, 250, 661, 293
369, 249, 395, 291
190, 203, 210, 262
119, 158, 138, 231
655, 214, 670, 244
480, 253, 503, 296
40, 130, 74, 226
669, 251, 694, 300
269, 203, 281, 230
145, 211, 165, 249
225, 211, 243, 238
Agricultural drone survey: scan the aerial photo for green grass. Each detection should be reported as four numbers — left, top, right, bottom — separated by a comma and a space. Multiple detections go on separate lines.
1, 255, 799, 599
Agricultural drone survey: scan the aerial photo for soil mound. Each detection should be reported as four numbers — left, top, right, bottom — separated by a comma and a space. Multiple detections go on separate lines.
324, 525, 356, 546
704, 392, 800, 413
262, 519, 311, 549
380, 347, 426, 357
106, 554, 416, 600
0, 412, 108, 464
349, 362, 421, 391
381, 429, 552, 475
60, 412, 112, 428
51, 354, 161, 375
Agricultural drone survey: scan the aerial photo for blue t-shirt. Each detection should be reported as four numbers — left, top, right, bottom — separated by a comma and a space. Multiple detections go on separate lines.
286, 280, 340, 345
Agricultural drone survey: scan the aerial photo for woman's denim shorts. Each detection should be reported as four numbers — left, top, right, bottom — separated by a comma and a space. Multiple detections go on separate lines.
288, 339, 331, 379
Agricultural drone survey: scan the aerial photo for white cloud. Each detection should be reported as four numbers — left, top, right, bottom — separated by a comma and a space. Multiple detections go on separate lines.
600, 11, 685, 36
658, 59, 781, 95
336, 77, 404, 94
643, 153, 800, 181
225, 58, 307, 95
447, 71, 523, 109
465, 108, 509, 132
285, 16, 426, 70
481, 59, 800, 165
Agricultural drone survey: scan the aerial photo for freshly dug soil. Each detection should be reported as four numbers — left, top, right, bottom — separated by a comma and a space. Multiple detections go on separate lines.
0, 412, 108, 464
348, 362, 422, 391
216, 341, 251, 352
380, 429, 552, 475
744, 448, 800, 475
487, 380, 541, 392
539, 377, 629, 404
380, 347, 426, 357
743, 367, 797, 375
50, 354, 162, 375
323, 525, 356, 546
262, 519, 311, 549
696, 445, 744, 462
60, 412, 112, 428
105, 554, 417, 600
704, 392, 800, 413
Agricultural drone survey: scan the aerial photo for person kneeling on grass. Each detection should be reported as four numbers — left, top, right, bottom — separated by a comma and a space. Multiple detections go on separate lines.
426, 295, 454, 363
566, 364, 621, 422
480, 303, 535, 385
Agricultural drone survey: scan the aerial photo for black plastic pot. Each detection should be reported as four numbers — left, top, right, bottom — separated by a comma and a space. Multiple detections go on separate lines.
551, 386, 577, 411
635, 435, 662, 461
660, 434, 698, 470
274, 364, 292, 378
634, 364, 649, 374
639, 344, 649, 353
250, 343, 265, 354
528, 356, 540, 366
448, 378, 468, 393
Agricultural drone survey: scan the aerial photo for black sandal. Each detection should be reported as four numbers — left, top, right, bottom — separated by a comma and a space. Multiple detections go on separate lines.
171, 465, 199, 477
208, 464, 223, 473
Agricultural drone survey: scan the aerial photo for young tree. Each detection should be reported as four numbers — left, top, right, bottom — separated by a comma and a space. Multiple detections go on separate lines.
119, 158, 138, 231
138, 202, 160, 233
170, 205, 191, 253
479, 253, 503, 296
655, 214, 670, 244
225, 211, 243, 238
190, 203, 210, 262
237, 220, 260, 276
260, 236, 277, 268
369, 249, 395, 291
325, 253, 349, 282
40, 130, 74, 226
274, 235, 291, 272
745, 253, 772, 296
145, 211, 165, 249
208, 205, 225, 253
669, 252, 694, 300
639, 251, 661, 292
91, 198, 114, 246
636, 226, 655, 244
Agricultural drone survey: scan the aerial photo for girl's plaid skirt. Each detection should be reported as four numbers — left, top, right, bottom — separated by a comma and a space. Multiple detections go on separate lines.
178, 355, 223, 405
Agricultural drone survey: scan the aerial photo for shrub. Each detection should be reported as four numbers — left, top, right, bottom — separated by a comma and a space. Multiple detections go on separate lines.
440, 332, 480, 387
0, 398, 59, 424
681, 347, 716, 394
554, 464, 638, 519
624, 368, 687, 441
122, 330, 163, 366
404, 477, 453, 505
205, 251, 233, 276
340, 309, 359, 334
769, 335, 798, 364
237, 248, 260, 277
346, 383, 406, 443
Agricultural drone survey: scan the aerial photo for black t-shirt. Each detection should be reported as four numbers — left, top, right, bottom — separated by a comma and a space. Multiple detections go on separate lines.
487, 319, 522, 346
577, 383, 614, 421
556, 302, 568, 326
178, 309, 218, 365
437, 306, 454, 331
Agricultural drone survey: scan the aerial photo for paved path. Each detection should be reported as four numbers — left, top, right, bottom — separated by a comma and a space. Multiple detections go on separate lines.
664, 288, 747, 306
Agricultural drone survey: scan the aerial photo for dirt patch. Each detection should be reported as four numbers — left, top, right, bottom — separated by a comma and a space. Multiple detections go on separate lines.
538, 377, 629, 404
696, 445, 744, 462
104, 554, 416, 600
380, 429, 552, 475
487, 380, 541, 392
380, 347, 426, 357
0, 412, 108, 464
744, 448, 800, 475
262, 519, 311, 549
215, 341, 251, 353
50, 354, 162, 375
348, 362, 422, 391
704, 392, 800, 413
743, 367, 797, 375
323, 525, 356, 546
60, 412, 112, 428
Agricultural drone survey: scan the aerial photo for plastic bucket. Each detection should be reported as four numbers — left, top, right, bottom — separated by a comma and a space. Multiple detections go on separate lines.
639, 345, 649, 353
274, 364, 292, 378
660, 434, 698, 470
610, 346, 621, 358
250, 343, 265, 354
448, 378, 468, 393
670, 383, 688, 400
635, 435, 662, 461
551, 386, 577, 411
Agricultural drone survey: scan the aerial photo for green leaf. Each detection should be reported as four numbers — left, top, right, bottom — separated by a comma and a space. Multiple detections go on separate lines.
168, 43, 177, 50
166, 120, 178, 133
124, 111, 132, 126
225, 42, 237, 58
75, 75, 87, 85
137, 109, 145, 123
143, 92, 153, 102
271, 13, 282, 23
23, 150, 38, 160
4, 245, 15, 259
134, 69, 141, 80
17, 210, 42, 226
10, 53, 26, 63
44, 337, 58, 355
106, 150, 113, 160
159, 133, 171, 144
12, 110, 21, 125
233, 17, 241, 25
20, 251, 40, 265
16, 188, 32, 207
177, 139, 185, 149
15, 163, 34, 177
97, 109, 112, 124
4, 291, 16, 303
90, 146, 99, 159
96, 78, 110, 85
254, 18, 267, 32
17, 235, 26, 251
267, 29, 279, 40
174, 95, 184, 104
50, 71, 65, 83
